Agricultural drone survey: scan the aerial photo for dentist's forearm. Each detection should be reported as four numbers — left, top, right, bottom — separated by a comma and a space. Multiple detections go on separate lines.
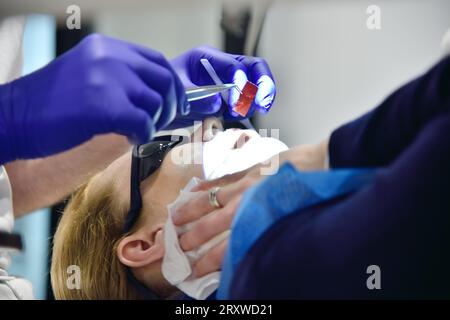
4, 134, 131, 217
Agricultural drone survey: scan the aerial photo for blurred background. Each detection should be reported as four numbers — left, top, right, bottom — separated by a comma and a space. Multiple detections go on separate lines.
1, 0, 449, 299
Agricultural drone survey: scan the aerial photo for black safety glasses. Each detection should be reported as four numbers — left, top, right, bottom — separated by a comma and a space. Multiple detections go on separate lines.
123, 135, 186, 299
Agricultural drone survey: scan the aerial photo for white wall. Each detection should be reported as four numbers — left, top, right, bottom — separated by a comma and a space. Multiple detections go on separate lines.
257, 0, 450, 146
94, 0, 222, 59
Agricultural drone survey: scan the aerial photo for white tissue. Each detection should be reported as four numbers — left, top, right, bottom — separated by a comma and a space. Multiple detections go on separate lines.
162, 177, 227, 300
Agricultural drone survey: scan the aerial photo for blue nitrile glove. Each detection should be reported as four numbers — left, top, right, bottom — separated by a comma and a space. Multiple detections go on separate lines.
168, 45, 276, 128
0, 33, 188, 165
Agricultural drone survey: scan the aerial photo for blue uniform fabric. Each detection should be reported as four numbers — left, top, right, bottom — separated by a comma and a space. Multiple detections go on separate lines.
217, 163, 376, 299
228, 56, 450, 299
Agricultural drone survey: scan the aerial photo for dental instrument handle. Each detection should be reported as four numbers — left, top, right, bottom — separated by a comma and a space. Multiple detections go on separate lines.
185, 84, 237, 102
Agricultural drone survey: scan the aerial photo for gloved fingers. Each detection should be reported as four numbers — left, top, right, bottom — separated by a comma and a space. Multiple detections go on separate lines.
192, 238, 228, 277
233, 55, 274, 82
179, 77, 222, 115
254, 75, 276, 114
170, 46, 276, 119
131, 43, 189, 118
127, 77, 164, 127
190, 93, 223, 115
195, 48, 276, 115
179, 196, 241, 251
181, 46, 248, 85
233, 55, 276, 114
124, 56, 179, 130
194, 50, 249, 114
111, 103, 154, 145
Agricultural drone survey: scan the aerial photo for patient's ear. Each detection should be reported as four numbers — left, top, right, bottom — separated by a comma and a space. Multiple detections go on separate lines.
117, 224, 165, 268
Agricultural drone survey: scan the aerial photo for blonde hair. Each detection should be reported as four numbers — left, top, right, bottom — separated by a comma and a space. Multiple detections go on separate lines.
50, 176, 143, 299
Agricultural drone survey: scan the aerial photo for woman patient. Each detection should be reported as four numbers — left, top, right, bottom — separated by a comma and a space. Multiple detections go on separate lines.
53, 55, 450, 299
50, 117, 290, 299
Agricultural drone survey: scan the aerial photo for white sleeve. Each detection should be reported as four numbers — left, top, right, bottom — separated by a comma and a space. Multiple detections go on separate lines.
0, 166, 14, 236
0, 16, 35, 300
0, 166, 35, 300
0, 276, 34, 300
0, 15, 26, 84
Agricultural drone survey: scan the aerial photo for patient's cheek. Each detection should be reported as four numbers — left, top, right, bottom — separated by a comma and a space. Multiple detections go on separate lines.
167, 145, 204, 178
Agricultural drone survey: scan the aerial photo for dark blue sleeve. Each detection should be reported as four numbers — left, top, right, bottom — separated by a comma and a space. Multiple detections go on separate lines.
329, 55, 450, 168
229, 57, 450, 299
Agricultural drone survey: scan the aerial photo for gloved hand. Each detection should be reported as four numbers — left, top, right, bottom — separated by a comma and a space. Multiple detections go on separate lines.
0, 33, 187, 165
168, 46, 276, 128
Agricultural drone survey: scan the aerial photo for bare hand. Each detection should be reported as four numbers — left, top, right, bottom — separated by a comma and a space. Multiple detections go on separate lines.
171, 139, 330, 277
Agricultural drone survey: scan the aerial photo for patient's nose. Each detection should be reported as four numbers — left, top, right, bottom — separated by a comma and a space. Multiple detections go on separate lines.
202, 117, 224, 141
233, 132, 252, 149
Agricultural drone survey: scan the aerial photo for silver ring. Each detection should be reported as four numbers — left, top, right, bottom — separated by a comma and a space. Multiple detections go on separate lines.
208, 187, 222, 209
